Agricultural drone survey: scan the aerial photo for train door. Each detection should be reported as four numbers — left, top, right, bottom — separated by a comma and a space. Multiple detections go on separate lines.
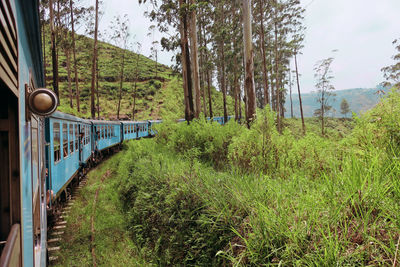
0, 87, 21, 265
31, 115, 45, 266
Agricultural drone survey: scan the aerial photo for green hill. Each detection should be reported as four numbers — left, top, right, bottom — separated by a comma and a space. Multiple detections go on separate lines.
285, 87, 389, 118
43, 28, 234, 120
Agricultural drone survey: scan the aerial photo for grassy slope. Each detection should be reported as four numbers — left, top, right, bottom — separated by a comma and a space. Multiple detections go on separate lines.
44, 28, 234, 120
114, 90, 400, 265
52, 153, 151, 266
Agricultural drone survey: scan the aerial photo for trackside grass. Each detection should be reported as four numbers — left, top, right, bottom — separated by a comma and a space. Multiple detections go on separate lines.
117, 90, 400, 265
52, 154, 151, 266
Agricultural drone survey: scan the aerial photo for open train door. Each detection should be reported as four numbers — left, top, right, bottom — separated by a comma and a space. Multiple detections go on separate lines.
0, 80, 22, 266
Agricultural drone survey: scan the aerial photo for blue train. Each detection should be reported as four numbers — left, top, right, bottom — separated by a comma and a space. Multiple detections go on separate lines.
0, 1, 231, 266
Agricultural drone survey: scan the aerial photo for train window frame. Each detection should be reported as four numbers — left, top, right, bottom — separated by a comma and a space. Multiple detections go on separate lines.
53, 122, 61, 163
63, 123, 68, 158
69, 124, 74, 154
75, 124, 79, 151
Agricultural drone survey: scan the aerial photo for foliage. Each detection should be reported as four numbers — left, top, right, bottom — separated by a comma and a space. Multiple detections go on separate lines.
381, 38, 400, 89
52, 154, 150, 266
116, 90, 400, 265
340, 98, 350, 117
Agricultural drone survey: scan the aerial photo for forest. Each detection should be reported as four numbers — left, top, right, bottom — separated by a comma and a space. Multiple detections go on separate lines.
41, 0, 400, 266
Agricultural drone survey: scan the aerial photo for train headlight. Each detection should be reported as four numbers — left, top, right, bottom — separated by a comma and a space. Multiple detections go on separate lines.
28, 88, 58, 116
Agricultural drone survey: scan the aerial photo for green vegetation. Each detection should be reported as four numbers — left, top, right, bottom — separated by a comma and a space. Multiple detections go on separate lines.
115, 89, 400, 265
44, 26, 234, 120
52, 154, 150, 266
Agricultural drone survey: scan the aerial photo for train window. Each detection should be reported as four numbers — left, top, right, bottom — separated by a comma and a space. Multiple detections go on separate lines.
87, 126, 90, 144
83, 126, 86, 145
125, 125, 127, 135
75, 125, 79, 151
131, 125, 133, 133
69, 124, 74, 154
54, 122, 60, 162
109, 126, 112, 138
63, 123, 68, 158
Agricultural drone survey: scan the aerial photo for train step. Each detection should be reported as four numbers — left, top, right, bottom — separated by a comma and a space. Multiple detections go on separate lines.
48, 246, 60, 252
50, 231, 64, 236
48, 238, 61, 243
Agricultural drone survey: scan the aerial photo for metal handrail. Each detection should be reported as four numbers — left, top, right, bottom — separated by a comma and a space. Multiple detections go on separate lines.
0, 224, 21, 267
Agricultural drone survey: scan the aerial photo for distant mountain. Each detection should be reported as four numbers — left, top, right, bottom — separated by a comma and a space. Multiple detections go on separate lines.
284, 87, 390, 118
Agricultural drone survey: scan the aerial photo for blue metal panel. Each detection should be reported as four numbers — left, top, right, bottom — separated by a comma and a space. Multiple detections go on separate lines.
48, 118, 80, 196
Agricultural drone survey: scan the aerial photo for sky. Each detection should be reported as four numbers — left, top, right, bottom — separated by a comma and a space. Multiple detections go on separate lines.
78, 0, 400, 93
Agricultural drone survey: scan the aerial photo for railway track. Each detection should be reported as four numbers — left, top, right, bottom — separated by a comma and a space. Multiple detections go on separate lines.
47, 175, 88, 265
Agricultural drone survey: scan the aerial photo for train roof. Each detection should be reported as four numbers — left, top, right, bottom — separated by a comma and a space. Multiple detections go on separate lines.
49, 111, 91, 123
90, 119, 122, 125
120, 120, 149, 125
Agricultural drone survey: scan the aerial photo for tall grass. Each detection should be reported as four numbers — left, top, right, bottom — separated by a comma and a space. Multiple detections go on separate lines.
117, 90, 400, 265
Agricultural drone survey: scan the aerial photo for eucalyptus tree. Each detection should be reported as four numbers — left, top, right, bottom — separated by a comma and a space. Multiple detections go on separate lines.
242, 0, 256, 125
90, 0, 99, 118
110, 15, 130, 119
314, 57, 336, 135
49, 0, 59, 101
381, 38, 400, 89
189, 0, 201, 118
139, 0, 195, 121
132, 42, 142, 120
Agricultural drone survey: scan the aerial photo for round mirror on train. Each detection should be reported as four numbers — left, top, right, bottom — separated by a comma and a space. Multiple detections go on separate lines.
28, 88, 58, 116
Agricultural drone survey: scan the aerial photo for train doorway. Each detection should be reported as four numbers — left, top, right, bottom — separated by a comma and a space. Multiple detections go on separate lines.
0, 86, 21, 263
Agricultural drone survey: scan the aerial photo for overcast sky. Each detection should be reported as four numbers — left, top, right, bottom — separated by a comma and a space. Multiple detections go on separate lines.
79, 0, 400, 93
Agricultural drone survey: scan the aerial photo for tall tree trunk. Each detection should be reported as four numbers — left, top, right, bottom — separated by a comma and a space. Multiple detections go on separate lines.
179, 0, 194, 121
41, 10, 47, 87
220, 2, 228, 122
96, 58, 100, 119
117, 51, 126, 119
90, 0, 99, 118
70, 0, 80, 112
274, 19, 281, 132
294, 53, 305, 134
65, 49, 73, 108
189, 0, 201, 118
198, 14, 207, 117
132, 53, 140, 120
269, 48, 275, 111
221, 45, 228, 122
206, 70, 213, 118
242, 0, 256, 126
201, 21, 213, 118
259, 0, 270, 108
49, 0, 59, 101
289, 68, 293, 118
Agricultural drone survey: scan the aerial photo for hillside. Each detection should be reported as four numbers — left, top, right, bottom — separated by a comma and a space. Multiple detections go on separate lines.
42, 27, 233, 120
284, 87, 389, 118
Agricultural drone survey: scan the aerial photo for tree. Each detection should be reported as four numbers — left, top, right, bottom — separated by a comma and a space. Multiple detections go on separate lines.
242, 0, 256, 125
314, 56, 336, 135
90, 0, 99, 118
189, 0, 201, 118
340, 98, 350, 118
148, 25, 159, 79
132, 42, 142, 120
49, 0, 59, 102
70, 0, 81, 112
381, 38, 400, 89
110, 15, 130, 119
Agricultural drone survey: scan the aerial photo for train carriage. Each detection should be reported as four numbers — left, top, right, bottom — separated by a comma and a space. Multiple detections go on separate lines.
121, 121, 149, 141
91, 120, 122, 152
46, 112, 91, 200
